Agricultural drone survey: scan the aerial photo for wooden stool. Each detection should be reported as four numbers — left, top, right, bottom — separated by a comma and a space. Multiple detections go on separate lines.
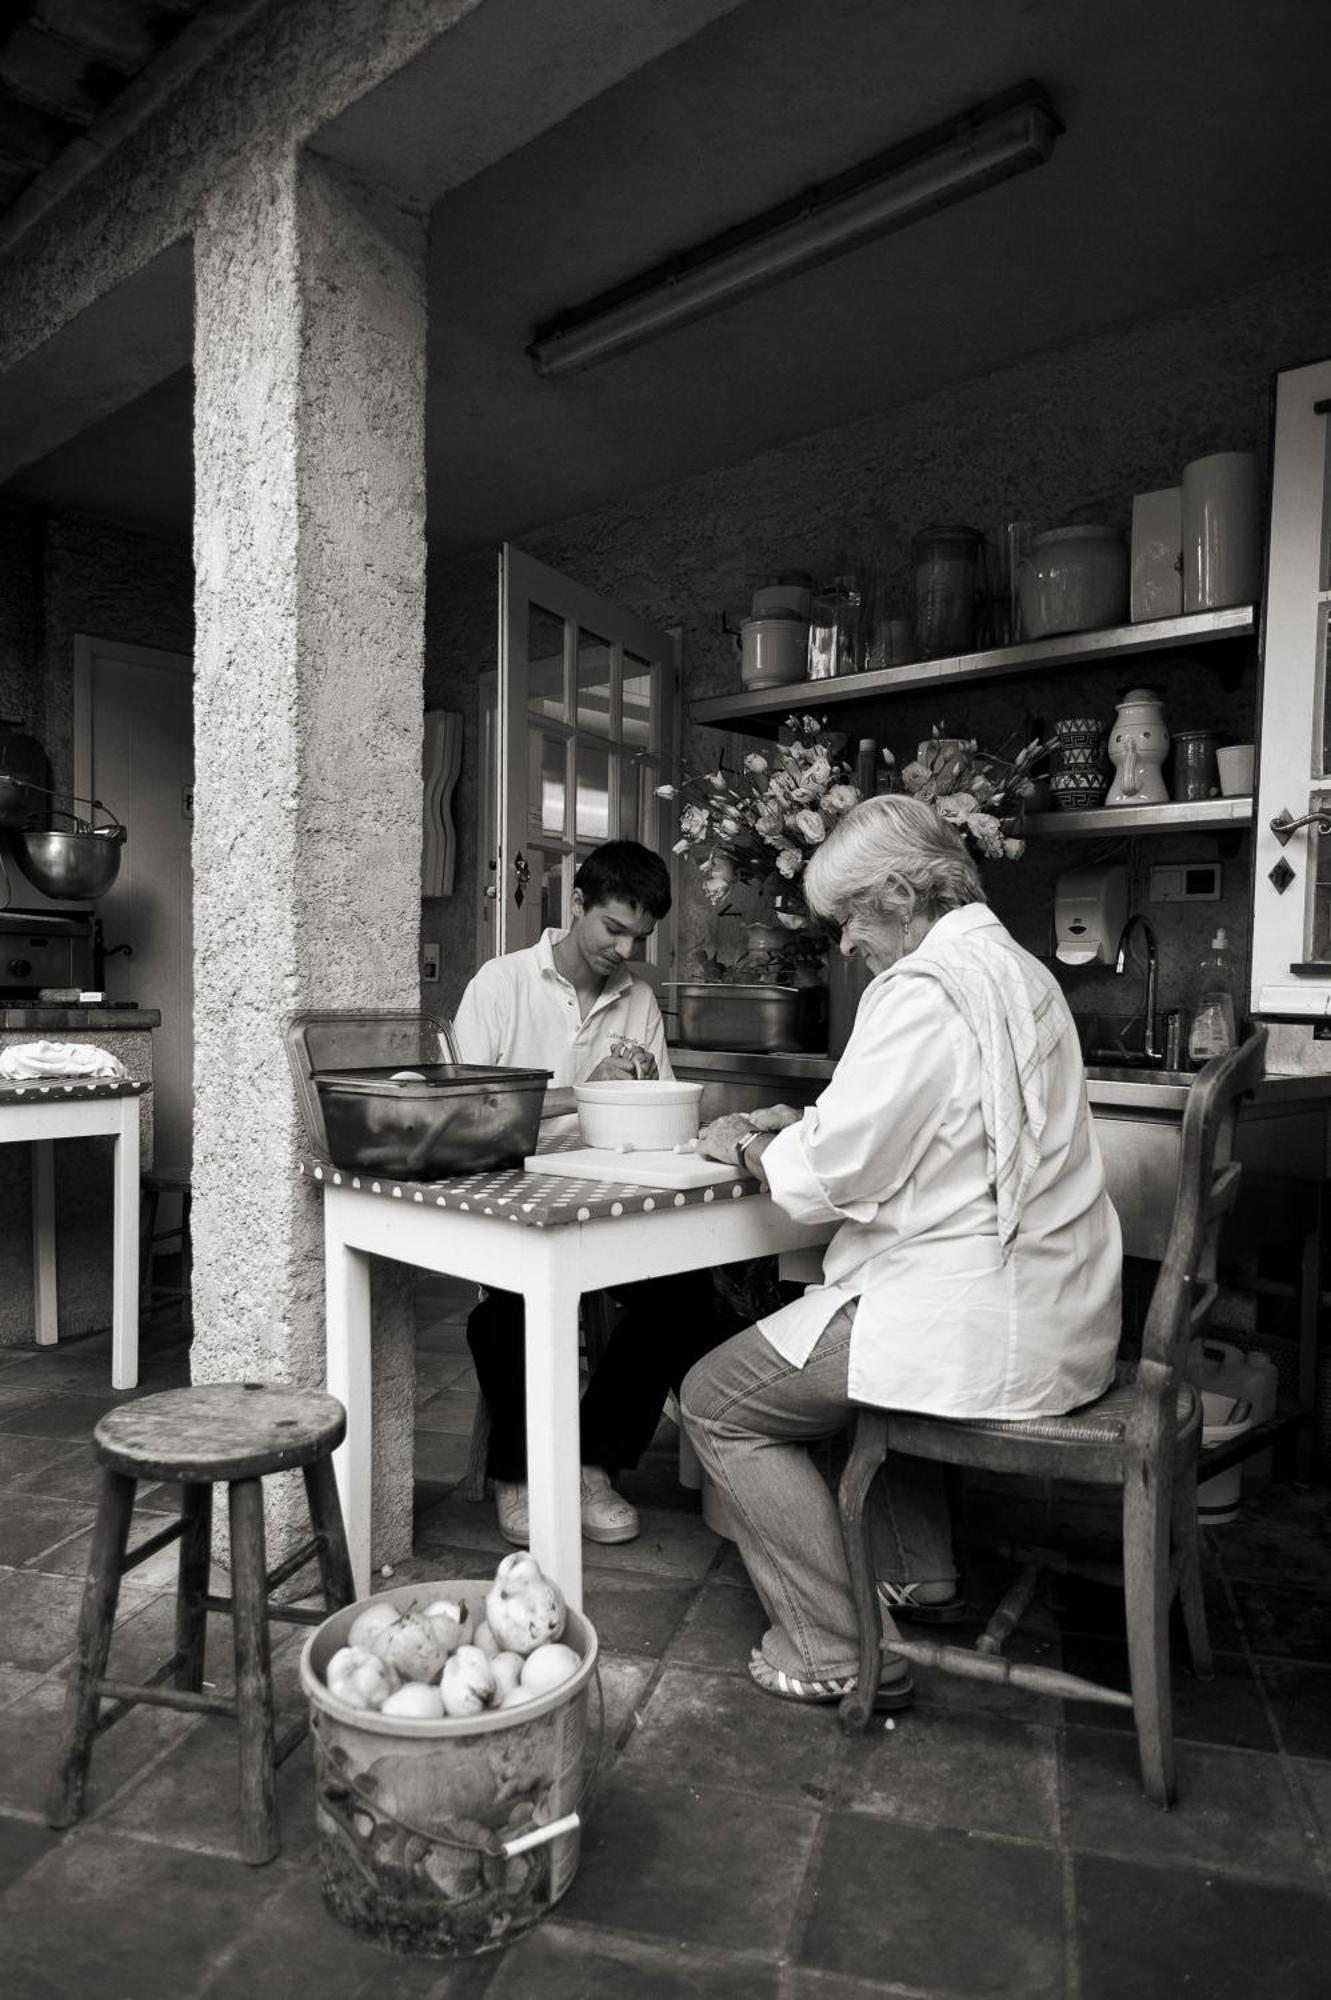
139, 1168, 193, 1314
47, 1382, 355, 1865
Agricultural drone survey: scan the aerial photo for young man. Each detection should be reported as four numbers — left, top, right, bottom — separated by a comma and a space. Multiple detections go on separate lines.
452, 841, 723, 1545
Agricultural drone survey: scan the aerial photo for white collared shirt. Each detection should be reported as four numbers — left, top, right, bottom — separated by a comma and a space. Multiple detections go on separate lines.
452, 928, 672, 1136
757, 905, 1122, 1420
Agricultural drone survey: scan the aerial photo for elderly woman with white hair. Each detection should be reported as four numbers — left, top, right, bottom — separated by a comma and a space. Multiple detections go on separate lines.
680, 794, 1122, 1708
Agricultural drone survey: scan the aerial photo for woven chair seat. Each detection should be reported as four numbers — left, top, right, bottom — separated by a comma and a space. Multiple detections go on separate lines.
939, 1378, 1199, 1447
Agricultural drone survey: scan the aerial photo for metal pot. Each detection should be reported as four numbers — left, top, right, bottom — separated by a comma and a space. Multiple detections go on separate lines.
665, 981, 807, 1053
7, 826, 126, 900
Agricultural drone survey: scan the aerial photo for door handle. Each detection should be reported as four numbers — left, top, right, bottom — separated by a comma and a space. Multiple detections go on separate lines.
512, 850, 531, 908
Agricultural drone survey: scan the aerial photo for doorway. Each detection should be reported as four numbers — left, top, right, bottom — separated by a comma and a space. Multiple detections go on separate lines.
74, 635, 194, 1176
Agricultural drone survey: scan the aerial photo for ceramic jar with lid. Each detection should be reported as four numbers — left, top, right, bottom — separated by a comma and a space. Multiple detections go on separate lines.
738, 612, 808, 689
1106, 688, 1170, 806
1017, 526, 1129, 639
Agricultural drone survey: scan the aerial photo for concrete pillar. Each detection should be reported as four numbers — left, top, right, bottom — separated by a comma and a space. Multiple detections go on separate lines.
192, 147, 426, 1563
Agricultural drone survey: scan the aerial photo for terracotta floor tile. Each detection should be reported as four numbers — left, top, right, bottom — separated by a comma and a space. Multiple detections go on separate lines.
0, 1492, 95, 1568
580, 1570, 697, 1657
620, 1665, 842, 1806
1258, 1657, 1331, 1758
0, 1393, 127, 1439
1060, 1725, 1318, 1880
0, 1814, 61, 1892
100, 1708, 319, 1863
1073, 1851, 1331, 2000
0, 1674, 194, 1820
0, 1569, 89, 1671
558, 1774, 818, 1953
487, 1924, 780, 1997
1229, 1579, 1331, 1662
1211, 1484, 1331, 1590
414, 1387, 480, 1435
662, 1572, 767, 1675
799, 1813, 1066, 1996
1060, 1638, 1276, 1752
831, 1704, 1060, 1841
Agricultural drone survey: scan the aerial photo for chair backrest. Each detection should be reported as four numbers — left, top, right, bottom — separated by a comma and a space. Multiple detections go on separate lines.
1133, 1027, 1267, 1428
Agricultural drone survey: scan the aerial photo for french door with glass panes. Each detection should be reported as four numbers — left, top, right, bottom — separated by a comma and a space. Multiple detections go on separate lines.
1252, 356, 1331, 1018
490, 544, 680, 964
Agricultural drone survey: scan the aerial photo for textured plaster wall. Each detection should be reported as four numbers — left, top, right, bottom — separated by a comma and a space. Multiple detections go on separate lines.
0, 0, 483, 379
192, 149, 427, 1562
0, 503, 42, 735
426, 252, 1331, 1033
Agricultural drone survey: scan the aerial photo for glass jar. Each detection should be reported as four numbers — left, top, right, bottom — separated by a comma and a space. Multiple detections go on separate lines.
912, 527, 983, 658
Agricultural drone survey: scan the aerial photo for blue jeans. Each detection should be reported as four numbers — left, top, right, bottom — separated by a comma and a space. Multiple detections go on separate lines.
681, 1305, 957, 1679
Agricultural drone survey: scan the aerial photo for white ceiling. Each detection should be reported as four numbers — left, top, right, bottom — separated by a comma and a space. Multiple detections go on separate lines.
8, 0, 1331, 554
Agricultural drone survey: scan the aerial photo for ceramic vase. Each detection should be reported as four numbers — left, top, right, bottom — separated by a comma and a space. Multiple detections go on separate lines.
1049, 717, 1109, 812
1105, 688, 1170, 806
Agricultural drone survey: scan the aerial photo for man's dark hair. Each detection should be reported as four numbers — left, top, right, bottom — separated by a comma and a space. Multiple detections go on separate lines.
574, 841, 672, 920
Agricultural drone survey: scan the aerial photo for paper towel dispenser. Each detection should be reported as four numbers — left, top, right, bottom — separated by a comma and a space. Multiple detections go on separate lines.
1055, 864, 1129, 967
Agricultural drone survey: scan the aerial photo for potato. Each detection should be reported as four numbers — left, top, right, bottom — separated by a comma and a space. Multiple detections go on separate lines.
347, 1600, 402, 1651
485, 1564, 566, 1657
381, 1681, 445, 1721
440, 1644, 496, 1718
520, 1642, 581, 1697
490, 1651, 524, 1700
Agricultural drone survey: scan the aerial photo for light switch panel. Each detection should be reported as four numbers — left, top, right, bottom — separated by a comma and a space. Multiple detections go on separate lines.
421, 942, 440, 982
1148, 861, 1221, 902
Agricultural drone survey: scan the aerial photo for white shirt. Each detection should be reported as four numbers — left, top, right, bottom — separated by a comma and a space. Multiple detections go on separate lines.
758, 905, 1122, 1420
452, 928, 673, 1137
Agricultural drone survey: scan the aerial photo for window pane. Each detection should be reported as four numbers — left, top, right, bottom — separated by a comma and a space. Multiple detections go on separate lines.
528, 731, 566, 834
622, 656, 653, 747
528, 605, 566, 719
577, 630, 613, 737
538, 851, 564, 933
1308, 789, 1331, 961
576, 742, 610, 839
1319, 603, 1331, 780
617, 752, 647, 841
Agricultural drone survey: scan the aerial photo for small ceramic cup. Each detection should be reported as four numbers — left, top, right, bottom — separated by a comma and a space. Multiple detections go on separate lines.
1216, 744, 1255, 796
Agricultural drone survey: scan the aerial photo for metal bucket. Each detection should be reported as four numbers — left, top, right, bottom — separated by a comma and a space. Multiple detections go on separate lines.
300, 1579, 599, 1958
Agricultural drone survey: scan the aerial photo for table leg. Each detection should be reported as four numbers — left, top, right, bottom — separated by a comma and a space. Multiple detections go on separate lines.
110, 1101, 140, 1390
522, 1257, 585, 1612
31, 1140, 57, 1348
325, 1219, 373, 1598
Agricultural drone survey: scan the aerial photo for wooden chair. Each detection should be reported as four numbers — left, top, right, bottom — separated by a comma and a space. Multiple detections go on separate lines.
139, 1167, 192, 1316
459, 1289, 619, 1500
48, 1382, 356, 1864
837, 1028, 1267, 1808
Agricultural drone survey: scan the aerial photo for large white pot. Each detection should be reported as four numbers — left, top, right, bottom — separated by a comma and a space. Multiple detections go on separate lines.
573, 1079, 703, 1149
739, 613, 808, 689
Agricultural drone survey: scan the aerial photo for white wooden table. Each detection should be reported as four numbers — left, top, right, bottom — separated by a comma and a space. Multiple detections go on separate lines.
308, 1154, 834, 1608
0, 1078, 143, 1388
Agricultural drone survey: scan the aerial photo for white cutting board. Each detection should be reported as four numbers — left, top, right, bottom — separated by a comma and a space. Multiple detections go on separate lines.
523, 1147, 744, 1189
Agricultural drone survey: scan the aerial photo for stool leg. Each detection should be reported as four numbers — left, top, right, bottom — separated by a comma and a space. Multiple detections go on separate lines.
47, 1468, 137, 1827
227, 1477, 279, 1866
175, 1483, 213, 1691
302, 1454, 357, 1611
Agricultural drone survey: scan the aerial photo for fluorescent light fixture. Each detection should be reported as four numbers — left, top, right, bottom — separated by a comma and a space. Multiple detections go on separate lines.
529, 83, 1062, 380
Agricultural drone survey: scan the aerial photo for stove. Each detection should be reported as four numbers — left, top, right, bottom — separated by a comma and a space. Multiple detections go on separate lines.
0, 908, 97, 1002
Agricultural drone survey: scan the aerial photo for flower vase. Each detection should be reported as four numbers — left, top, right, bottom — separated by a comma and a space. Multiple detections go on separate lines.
1105, 688, 1170, 807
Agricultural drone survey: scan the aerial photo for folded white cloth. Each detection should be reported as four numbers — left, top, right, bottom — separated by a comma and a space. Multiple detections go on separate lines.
894, 924, 1064, 1257
0, 1040, 127, 1081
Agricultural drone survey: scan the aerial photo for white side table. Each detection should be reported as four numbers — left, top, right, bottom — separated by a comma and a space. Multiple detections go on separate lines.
0, 1078, 143, 1388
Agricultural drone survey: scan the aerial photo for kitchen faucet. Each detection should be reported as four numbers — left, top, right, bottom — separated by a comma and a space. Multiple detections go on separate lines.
1114, 913, 1162, 1063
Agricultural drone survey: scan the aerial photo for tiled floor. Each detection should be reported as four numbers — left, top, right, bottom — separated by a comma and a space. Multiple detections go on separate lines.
1, 1282, 1329, 1998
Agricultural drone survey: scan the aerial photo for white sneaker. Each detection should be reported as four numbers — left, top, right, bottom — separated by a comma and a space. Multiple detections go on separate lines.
580, 1466, 640, 1545
495, 1480, 530, 1546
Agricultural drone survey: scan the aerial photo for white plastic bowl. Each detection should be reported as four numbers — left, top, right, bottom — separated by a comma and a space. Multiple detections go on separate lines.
573, 1079, 703, 1151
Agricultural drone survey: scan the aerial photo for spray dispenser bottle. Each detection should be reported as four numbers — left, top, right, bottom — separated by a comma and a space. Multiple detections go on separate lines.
1188, 927, 1236, 1064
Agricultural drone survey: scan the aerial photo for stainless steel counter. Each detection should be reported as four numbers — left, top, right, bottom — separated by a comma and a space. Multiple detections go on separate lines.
0, 1007, 161, 1030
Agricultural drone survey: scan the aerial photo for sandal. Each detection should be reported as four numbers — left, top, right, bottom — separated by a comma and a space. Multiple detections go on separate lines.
878, 1579, 967, 1625
747, 1652, 914, 1710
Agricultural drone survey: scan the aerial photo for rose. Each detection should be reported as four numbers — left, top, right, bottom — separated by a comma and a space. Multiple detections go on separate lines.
822, 783, 858, 815
743, 752, 768, 774
775, 847, 803, 878
681, 803, 709, 839
655, 783, 676, 799
794, 808, 827, 845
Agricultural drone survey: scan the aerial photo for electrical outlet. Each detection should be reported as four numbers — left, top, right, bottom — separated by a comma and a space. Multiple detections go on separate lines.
1148, 861, 1221, 902
421, 942, 440, 983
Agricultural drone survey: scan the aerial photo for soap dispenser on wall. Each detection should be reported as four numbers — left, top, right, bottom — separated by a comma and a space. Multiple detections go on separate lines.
1054, 865, 1130, 966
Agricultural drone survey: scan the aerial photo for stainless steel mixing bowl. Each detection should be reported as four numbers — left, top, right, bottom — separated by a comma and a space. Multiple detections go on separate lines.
7, 826, 126, 900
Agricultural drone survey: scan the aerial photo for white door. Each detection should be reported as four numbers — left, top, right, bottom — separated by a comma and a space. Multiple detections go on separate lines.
495, 544, 680, 962
75, 636, 193, 1173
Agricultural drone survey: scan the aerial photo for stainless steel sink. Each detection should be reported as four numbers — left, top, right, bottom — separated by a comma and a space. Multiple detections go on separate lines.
1084, 1064, 1196, 1086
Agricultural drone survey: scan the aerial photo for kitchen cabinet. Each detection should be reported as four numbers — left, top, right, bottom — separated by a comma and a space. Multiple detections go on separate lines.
1251, 356, 1331, 1019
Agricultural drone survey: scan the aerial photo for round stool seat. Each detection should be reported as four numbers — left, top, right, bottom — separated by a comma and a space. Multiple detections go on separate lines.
93, 1383, 346, 1483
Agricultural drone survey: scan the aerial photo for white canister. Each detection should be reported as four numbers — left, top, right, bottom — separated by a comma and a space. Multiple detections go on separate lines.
739, 613, 808, 689
1216, 743, 1255, 796
1130, 487, 1183, 623
1181, 452, 1261, 612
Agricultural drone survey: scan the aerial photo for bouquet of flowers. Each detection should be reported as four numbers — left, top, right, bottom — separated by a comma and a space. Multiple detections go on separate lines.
656, 715, 860, 923
895, 724, 1053, 861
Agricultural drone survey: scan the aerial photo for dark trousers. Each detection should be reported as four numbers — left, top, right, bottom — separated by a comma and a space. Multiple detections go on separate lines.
466, 1270, 728, 1482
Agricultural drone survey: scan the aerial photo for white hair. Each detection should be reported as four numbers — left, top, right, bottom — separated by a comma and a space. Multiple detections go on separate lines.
804, 794, 986, 927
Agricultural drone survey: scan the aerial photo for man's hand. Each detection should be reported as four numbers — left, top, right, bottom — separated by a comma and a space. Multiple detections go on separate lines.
747, 1103, 802, 1132
696, 1112, 757, 1167
588, 1039, 659, 1082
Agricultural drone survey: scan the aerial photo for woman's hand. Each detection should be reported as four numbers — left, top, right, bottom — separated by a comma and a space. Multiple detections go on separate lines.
588, 1039, 659, 1081
696, 1112, 757, 1166
747, 1103, 802, 1132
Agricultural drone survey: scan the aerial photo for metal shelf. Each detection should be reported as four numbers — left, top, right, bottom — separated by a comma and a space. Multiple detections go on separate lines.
690, 605, 1256, 732
1021, 797, 1254, 837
